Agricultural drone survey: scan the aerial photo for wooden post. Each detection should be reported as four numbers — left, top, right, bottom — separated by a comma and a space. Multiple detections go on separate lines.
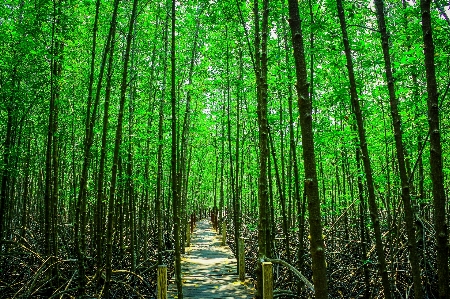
221, 222, 226, 246
186, 222, 191, 247
157, 265, 167, 299
239, 237, 245, 281
262, 262, 273, 299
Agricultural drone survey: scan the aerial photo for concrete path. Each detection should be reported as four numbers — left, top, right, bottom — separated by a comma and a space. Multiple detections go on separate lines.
168, 219, 254, 298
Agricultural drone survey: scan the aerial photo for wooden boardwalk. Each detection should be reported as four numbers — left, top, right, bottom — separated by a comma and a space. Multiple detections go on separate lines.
168, 219, 254, 298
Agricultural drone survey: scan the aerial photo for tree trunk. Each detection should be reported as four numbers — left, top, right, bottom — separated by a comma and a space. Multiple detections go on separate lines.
374, 0, 424, 297
0, 105, 13, 248
254, 0, 272, 297
44, 1, 63, 283
74, 0, 105, 291
51, 34, 62, 283
127, 74, 136, 272
178, 12, 200, 255
156, 9, 169, 265
356, 146, 371, 299
281, 2, 303, 272
219, 100, 225, 227
268, 145, 275, 253
286, 0, 328, 298
21, 136, 31, 241
104, 0, 138, 295
336, 0, 392, 297
268, 127, 290, 261
171, 0, 183, 297
420, 1, 449, 297
95, 16, 117, 281
234, 46, 242, 273
225, 25, 239, 268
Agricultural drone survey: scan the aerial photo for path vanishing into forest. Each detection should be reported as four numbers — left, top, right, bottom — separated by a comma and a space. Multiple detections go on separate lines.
168, 219, 254, 299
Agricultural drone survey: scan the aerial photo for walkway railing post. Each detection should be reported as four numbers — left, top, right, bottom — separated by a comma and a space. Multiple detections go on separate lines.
221, 222, 226, 246
157, 265, 167, 299
262, 262, 273, 299
239, 237, 245, 281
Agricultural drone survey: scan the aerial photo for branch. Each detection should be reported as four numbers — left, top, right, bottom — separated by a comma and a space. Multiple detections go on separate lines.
263, 258, 315, 292
236, 0, 256, 73
346, 24, 380, 32
408, 79, 450, 184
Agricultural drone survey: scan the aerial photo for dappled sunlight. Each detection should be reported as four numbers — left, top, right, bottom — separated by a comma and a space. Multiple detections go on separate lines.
168, 220, 254, 298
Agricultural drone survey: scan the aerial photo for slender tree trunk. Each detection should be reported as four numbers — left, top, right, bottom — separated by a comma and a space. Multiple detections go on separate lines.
420, 1, 449, 297
268, 127, 290, 260
281, 1, 303, 272
171, 0, 183, 296
117, 157, 124, 262
104, 0, 138, 295
226, 68, 237, 254
178, 9, 201, 254
140, 12, 159, 261
51, 34, 62, 283
219, 101, 225, 226
286, 0, 328, 297
356, 146, 371, 299
225, 26, 239, 267
254, 0, 271, 297
234, 46, 242, 272
336, 1, 391, 297
127, 78, 136, 272
278, 83, 287, 238
0, 105, 13, 247
213, 140, 218, 230
44, 1, 62, 283
341, 150, 349, 241
44, 15, 56, 270
21, 136, 31, 241
418, 137, 425, 217
156, 8, 169, 265
94, 13, 118, 283
74, 0, 105, 291
381, 105, 393, 255
374, 1, 424, 297
268, 146, 275, 252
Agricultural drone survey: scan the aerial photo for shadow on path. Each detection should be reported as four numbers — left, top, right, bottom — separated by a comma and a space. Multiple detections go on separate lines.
168, 219, 254, 298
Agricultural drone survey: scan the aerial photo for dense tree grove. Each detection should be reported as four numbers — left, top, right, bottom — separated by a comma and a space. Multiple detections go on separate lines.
0, 0, 449, 298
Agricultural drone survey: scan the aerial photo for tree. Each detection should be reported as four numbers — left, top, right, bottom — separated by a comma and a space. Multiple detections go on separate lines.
420, 1, 449, 297
156, 5, 169, 265
336, 0, 392, 297
374, 0, 424, 297
73, 0, 109, 291
104, 0, 138, 295
254, 0, 272, 297
1, 1, 449, 298
44, 0, 63, 285
286, 0, 328, 298
171, 0, 183, 297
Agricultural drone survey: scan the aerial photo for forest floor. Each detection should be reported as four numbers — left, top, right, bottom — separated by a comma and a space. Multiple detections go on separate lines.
168, 219, 254, 298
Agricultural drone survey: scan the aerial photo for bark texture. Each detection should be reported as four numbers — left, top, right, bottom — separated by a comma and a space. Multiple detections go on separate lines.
336, 0, 392, 297
287, 1, 328, 298
420, 1, 449, 297
374, 0, 424, 297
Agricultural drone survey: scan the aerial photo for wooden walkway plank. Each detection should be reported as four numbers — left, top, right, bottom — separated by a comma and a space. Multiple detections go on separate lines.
168, 219, 255, 298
